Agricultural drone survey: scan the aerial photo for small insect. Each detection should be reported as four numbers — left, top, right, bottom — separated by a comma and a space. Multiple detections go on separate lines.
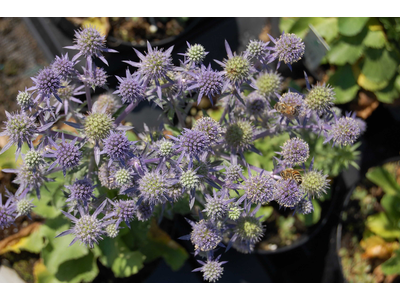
280, 168, 303, 185
274, 102, 300, 118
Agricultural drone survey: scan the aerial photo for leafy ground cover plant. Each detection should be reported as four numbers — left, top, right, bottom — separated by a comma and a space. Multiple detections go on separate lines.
0, 25, 363, 282
339, 160, 400, 283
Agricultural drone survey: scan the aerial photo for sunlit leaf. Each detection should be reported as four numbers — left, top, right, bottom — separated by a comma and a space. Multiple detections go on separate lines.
297, 199, 321, 226
338, 17, 370, 36
328, 64, 359, 103
366, 212, 400, 239
381, 249, 400, 275
366, 166, 400, 195
360, 48, 398, 83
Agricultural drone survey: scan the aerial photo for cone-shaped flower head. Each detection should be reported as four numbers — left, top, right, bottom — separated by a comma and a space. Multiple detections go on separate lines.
269, 33, 305, 67
93, 93, 121, 115
256, 71, 282, 98
224, 120, 254, 153
105, 223, 119, 238
242, 172, 275, 205
245, 40, 269, 62
84, 112, 114, 142
47, 136, 82, 176
180, 169, 200, 190
184, 43, 207, 65
246, 92, 267, 117
193, 255, 227, 283
52, 53, 77, 79
295, 199, 314, 215
304, 82, 335, 114
57, 201, 108, 248
302, 170, 330, 198
114, 168, 134, 187
193, 117, 223, 145
24, 149, 45, 170
227, 203, 242, 221
173, 129, 211, 160
203, 190, 229, 220
30, 67, 62, 100
224, 164, 243, 183
66, 178, 95, 205
114, 69, 146, 104
103, 131, 134, 162
16, 90, 34, 109
15, 198, 35, 217
108, 199, 137, 225
234, 215, 264, 245
82, 67, 108, 90
138, 170, 168, 205
189, 64, 224, 105
190, 219, 223, 253
274, 178, 304, 208
157, 139, 174, 158
328, 116, 360, 147
280, 137, 309, 167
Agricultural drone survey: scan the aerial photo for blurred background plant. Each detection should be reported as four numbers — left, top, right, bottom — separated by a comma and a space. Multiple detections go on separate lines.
338, 159, 400, 283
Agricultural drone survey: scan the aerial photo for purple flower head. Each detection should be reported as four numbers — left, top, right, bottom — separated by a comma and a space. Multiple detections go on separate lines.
46, 135, 82, 176
245, 92, 267, 118
93, 93, 121, 115
84, 112, 114, 143
190, 219, 223, 254
65, 26, 117, 67
256, 71, 283, 99
224, 119, 254, 154
114, 69, 146, 105
107, 199, 137, 226
29, 67, 62, 102
203, 190, 229, 220
268, 32, 305, 70
224, 163, 243, 184
171, 129, 211, 161
187, 64, 224, 105
81, 66, 108, 90
182, 42, 208, 65
302, 165, 330, 199
295, 199, 314, 215
192, 255, 227, 283
192, 116, 223, 146
233, 214, 265, 245
16, 89, 34, 110
138, 168, 169, 206
239, 171, 275, 205
103, 131, 136, 164
98, 163, 118, 189
274, 178, 304, 208
215, 40, 252, 89
55, 80, 84, 115
66, 177, 95, 206
23, 149, 46, 171
51, 53, 78, 79
0, 194, 17, 230
56, 201, 109, 248
305, 82, 335, 114
0, 110, 38, 157
279, 137, 309, 167
245, 39, 270, 63
326, 115, 361, 147
15, 197, 35, 218
124, 41, 174, 99
136, 202, 154, 221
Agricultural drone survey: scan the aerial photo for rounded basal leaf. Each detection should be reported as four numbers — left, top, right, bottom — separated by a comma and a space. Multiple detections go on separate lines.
286, 17, 326, 39
328, 64, 359, 103
338, 17, 370, 36
381, 249, 400, 276
395, 75, 400, 92
327, 33, 366, 65
363, 29, 387, 49
358, 72, 389, 92
374, 76, 400, 103
366, 212, 400, 239
361, 48, 398, 83
313, 17, 339, 44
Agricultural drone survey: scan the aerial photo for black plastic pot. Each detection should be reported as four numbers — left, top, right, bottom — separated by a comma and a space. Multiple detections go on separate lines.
332, 155, 400, 283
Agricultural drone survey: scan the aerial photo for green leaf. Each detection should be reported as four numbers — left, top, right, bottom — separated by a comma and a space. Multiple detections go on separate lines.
381, 249, 400, 275
285, 17, 326, 39
255, 206, 274, 223
360, 48, 398, 83
111, 251, 145, 278
279, 17, 298, 33
338, 17, 370, 36
313, 17, 339, 44
366, 212, 400, 239
19, 228, 47, 254
55, 251, 99, 283
327, 30, 367, 65
125, 130, 138, 141
297, 199, 321, 226
358, 72, 389, 91
366, 166, 400, 195
374, 76, 400, 103
0, 144, 28, 171
328, 64, 359, 103
363, 29, 387, 49
381, 194, 400, 223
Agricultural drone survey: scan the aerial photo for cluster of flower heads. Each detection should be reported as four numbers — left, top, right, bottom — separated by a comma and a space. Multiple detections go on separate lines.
0, 26, 366, 283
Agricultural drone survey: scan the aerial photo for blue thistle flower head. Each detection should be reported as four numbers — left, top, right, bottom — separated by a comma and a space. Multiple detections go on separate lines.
280, 137, 309, 167
203, 190, 229, 220
240, 171, 275, 205
245, 39, 269, 63
56, 201, 109, 248
274, 178, 304, 208
245, 92, 267, 118
66, 178, 95, 205
192, 117, 223, 146
93, 93, 121, 115
279, 91, 304, 108
172, 129, 211, 160
0, 194, 16, 230
156, 139, 175, 158
295, 199, 314, 215
305, 82, 335, 114
52, 53, 77, 79
192, 255, 227, 283
84, 112, 114, 143
136, 202, 154, 221
30, 67, 62, 101
47, 135, 82, 176
188, 64, 224, 105
103, 131, 135, 163
114, 69, 146, 105
15, 197, 35, 217
256, 71, 282, 98
183, 42, 208, 65
23, 149, 45, 170
224, 119, 254, 154
302, 168, 330, 198
224, 162, 243, 185
138, 169, 169, 206
108, 199, 137, 226
98, 163, 118, 189
81, 66, 108, 90
327, 114, 361, 147
114, 168, 134, 188
190, 219, 223, 254
16, 90, 34, 109
233, 214, 265, 245
268, 32, 305, 69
